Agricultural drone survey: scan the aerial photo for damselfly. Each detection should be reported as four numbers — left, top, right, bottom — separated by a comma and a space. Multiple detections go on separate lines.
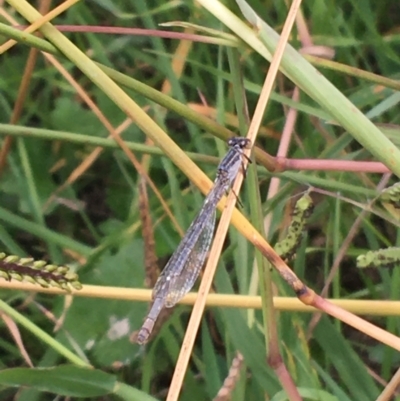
137, 137, 251, 344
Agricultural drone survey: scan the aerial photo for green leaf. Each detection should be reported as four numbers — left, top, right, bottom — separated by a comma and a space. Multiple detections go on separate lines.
314, 317, 379, 399
0, 366, 116, 397
58, 241, 146, 367
271, 387, 339, 401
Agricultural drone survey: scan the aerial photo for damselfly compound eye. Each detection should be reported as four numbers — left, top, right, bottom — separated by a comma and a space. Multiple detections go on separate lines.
228, 137, 251, 149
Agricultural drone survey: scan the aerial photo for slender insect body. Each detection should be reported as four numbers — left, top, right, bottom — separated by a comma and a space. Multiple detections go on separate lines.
136, 137, 251, 344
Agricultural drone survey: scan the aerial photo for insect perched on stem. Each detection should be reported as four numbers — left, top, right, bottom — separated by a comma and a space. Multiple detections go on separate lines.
136, 137, 251, 344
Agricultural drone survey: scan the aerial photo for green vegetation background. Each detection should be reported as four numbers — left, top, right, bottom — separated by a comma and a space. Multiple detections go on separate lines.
1, 1, 400, 400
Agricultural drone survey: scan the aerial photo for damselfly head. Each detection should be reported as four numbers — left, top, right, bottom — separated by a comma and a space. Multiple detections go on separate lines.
228, 137, 251, 149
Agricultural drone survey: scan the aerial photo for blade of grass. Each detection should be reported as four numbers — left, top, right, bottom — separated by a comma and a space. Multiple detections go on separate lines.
0, 299, 89, 367
199, 0, 400, 177
8, 0, 400, 355
0, 0, 79, 54
0, 123, 218, 165
2, 280, 400, 316
0, 22, 275, 170
0, 206, 91, 256
167, 1, 302, 400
